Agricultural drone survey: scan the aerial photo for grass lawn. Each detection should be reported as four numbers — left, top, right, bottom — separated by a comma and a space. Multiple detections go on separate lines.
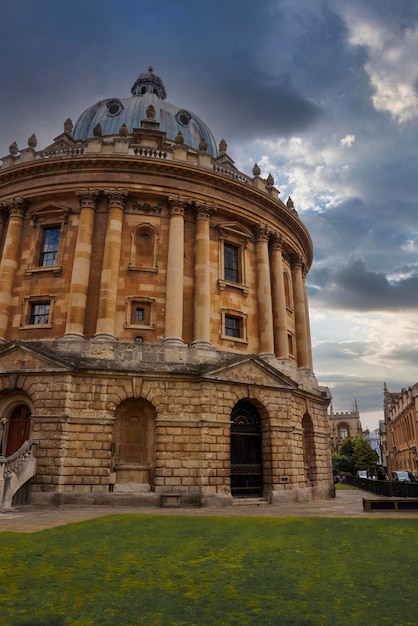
1, 515, 417, 625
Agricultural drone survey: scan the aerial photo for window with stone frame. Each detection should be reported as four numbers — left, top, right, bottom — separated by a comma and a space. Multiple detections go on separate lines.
30, 302, 50, 325
217, 222, 252, 295
20, 295, 55, 329
287, 332, 294, 356
224, 243, 239, 283
25, 205, 70, 277
220, 308, 248, 343
39, 227, 60, 267
125, 297, 156, 330
225, 314, 241, 338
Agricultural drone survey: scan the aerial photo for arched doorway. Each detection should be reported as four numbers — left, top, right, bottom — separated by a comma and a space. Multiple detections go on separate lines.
112, 399, 156, 493
5, 405, 31, 456
230, 400, 263, 498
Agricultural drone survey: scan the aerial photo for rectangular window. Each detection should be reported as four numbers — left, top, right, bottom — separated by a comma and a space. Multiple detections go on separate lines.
225, 315, 241, 338
126, 298, 155, 328
224, 243, 239, 283
288, 333, 294, 356
39, 227, 60, 267
30, 302, 50, 325
135, 307, 145, 321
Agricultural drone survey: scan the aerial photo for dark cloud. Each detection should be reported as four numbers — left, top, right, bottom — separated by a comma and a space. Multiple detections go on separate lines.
310, 258, 418, 311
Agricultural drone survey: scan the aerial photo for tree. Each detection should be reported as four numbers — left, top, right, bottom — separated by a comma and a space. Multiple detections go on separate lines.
332, 451, 355, 475
352, 437, 377, 475
339, 437, 355, 458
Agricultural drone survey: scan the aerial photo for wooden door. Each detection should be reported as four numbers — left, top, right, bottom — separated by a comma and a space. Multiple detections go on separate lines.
6, 405, 31, 456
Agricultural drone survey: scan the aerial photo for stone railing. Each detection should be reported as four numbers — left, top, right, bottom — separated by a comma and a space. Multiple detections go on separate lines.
212, 164, 253, 185
133, 146, 168, 159
0, 440, 37, 509
40, 146, 85, 158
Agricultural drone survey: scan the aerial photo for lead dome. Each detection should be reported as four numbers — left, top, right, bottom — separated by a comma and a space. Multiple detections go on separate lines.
73, 66, 218, 156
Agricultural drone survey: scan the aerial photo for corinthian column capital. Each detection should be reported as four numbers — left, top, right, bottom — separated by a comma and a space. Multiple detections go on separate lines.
194, 201, 217, 221
254, 223, 270, 242
105, 188, 128, 209
168, 194, 189, 216
270, 232, 285, 251
290, 254, 305, 271
1, 197, 27, 218
76, 188, 100, 209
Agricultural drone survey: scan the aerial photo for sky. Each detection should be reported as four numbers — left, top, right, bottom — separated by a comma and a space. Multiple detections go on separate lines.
1, 0, 418, 430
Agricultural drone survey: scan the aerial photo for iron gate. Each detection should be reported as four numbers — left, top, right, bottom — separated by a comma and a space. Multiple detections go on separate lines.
230, 401, 263, 498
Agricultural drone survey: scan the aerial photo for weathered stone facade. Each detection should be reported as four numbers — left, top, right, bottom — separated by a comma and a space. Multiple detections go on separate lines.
329, 401, 363, 452
383, 383, 418, 477
0, 68, 333, 507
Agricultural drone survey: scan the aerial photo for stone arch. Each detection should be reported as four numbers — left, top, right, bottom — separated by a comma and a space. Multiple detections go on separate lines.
337, 421, 350, 440
302, 413, 317, 485
0, 391, 34, 456
230, 398, 270, 498
111, 397, 156, 493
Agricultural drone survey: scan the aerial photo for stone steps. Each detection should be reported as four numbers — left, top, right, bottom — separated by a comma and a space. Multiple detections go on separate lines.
232, 497, 269, 506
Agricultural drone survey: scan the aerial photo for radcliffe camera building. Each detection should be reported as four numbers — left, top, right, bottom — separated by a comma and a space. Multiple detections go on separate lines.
0, 68, 333, 508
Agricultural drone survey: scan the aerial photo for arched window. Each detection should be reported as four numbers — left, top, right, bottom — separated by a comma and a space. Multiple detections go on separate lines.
338, 423, 349, 440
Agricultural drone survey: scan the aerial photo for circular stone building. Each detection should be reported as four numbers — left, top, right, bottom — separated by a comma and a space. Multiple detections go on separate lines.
0, 67, 333, 508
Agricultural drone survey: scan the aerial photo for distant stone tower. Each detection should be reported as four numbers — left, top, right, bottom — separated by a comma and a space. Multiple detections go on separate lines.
329, 401, 363, 451
0, 68, 333, 508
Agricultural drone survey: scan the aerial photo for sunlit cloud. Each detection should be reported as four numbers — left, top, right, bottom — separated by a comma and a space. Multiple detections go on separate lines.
343, 9, 418, 123
340, 134, 355, 147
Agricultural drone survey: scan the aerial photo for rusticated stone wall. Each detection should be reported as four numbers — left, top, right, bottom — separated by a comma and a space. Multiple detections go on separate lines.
0, 345, 333, 506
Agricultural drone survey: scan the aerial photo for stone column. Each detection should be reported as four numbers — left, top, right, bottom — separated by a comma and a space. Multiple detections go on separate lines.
270, 233, 289, 359
0, 207, 7, 259
192, 202, 215, 348
63, 189, 99, 340
255, 224, 275, 357
291, 255, 310, 368
94, 189, 128, 341
302, 265, 313, 370
164, 195, 186, 346
0, 198, 26, 343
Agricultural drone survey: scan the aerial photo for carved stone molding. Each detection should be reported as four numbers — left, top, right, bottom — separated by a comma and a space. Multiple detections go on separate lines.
76, 188, 100, 209
168, 194, 189, 216
290, 254, 306, 271
254, 223, 270, 242
130, 201, 163, 215
270, 232, 285, 251
0, 197, 27, 219
105, 188, 128, 209
194, 201, 217, 221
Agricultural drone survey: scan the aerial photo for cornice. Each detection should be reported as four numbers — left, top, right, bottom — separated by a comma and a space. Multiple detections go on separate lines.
0, 154, 313, 266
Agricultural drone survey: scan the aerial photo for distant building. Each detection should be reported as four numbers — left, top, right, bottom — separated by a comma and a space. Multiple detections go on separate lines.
364, 428, 381, 465
383, 383, 418, 476
329, 401, 363, 452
